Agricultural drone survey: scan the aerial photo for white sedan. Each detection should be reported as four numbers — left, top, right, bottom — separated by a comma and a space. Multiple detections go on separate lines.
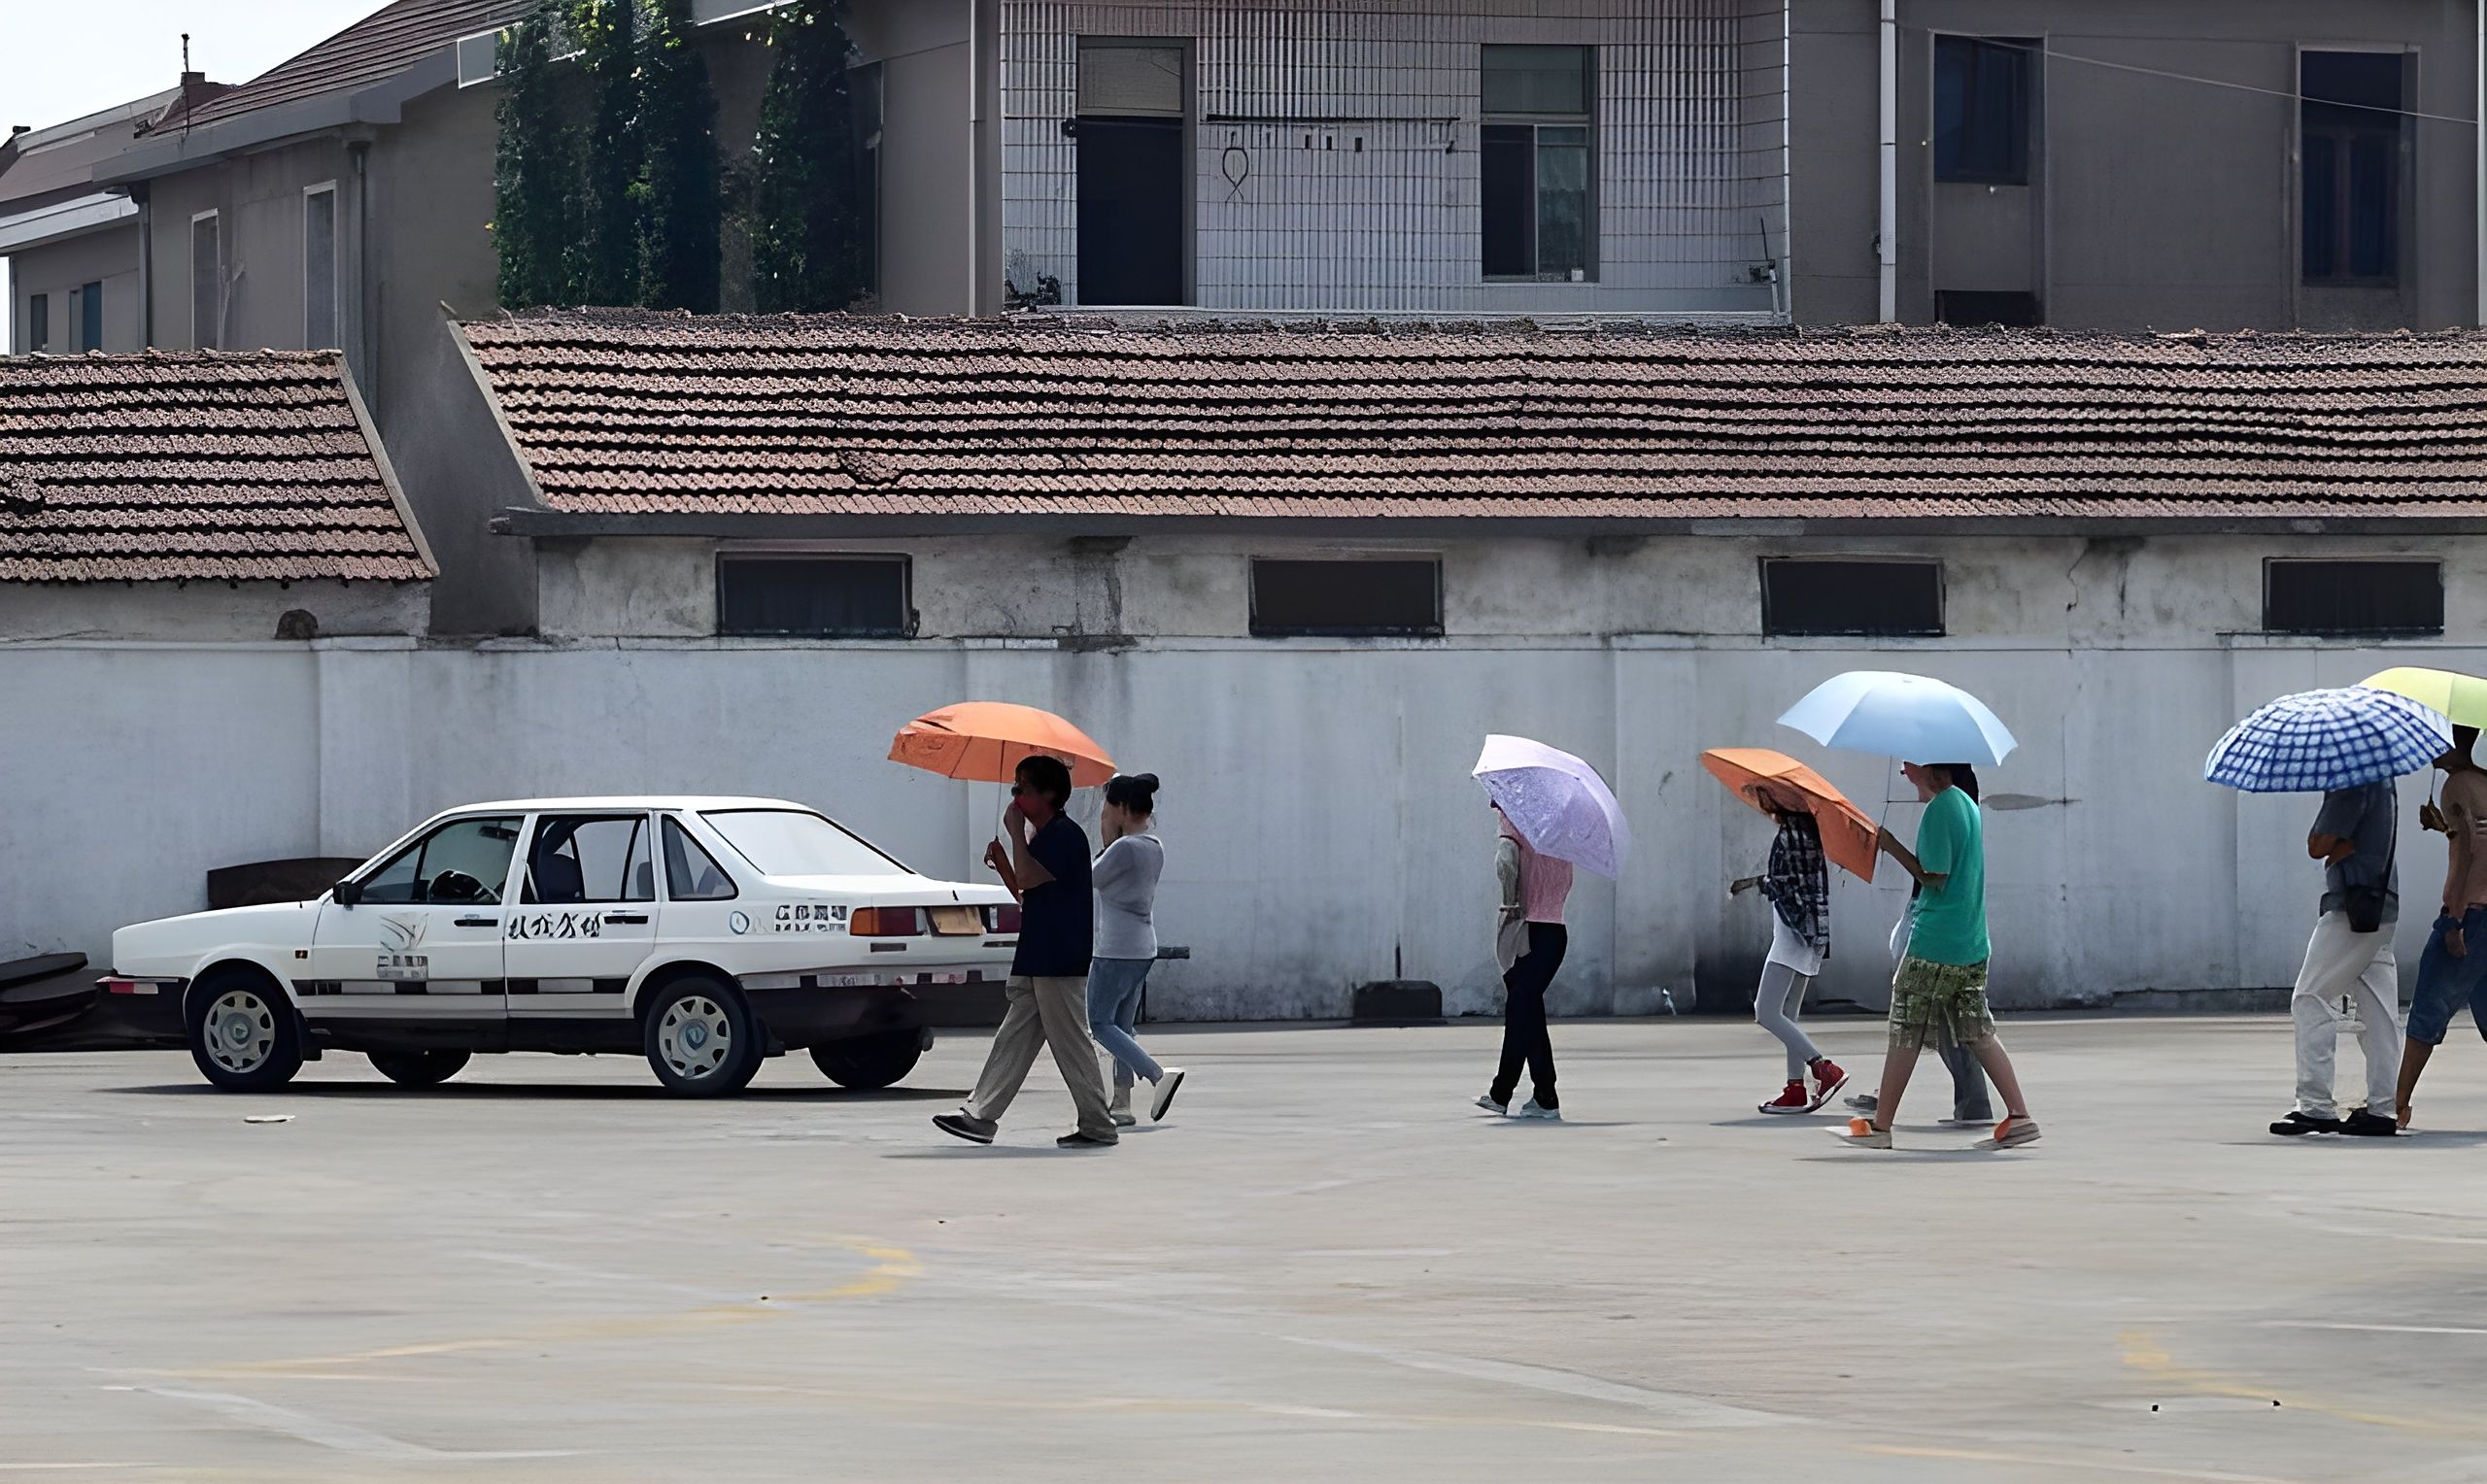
103, 797, 1018, 1096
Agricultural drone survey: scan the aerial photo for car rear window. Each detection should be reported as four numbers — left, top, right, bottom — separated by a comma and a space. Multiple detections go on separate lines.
701, 810, 905, 878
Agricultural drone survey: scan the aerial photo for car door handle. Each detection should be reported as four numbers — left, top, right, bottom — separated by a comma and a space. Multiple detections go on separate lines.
604, 911, 650, 925
455, 915, 499, 928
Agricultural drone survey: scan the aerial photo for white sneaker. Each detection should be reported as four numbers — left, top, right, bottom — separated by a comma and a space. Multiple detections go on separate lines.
1475, 1094, 1508, 1115
1516, 1099, 1562, 1121
1149, 1068, 1186, 1122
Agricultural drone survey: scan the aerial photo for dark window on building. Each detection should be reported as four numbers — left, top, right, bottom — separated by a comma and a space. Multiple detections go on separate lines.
2264, 559, 2440, 635
2302, 51, 2404, 287
852, 61, 884, 297
1761, 558, 1946, 637
1933, 36, 2034, 185
304, 186, 338, 348
20, 292, 48, 352
190, 212, 221, 350
1482, 44, 1594, 281
74, 281, 102, 350
1075, 39, 1186, 305
1936, 289, 2041, 327
1250, 557, 1443, 637
717, 555, 912, 637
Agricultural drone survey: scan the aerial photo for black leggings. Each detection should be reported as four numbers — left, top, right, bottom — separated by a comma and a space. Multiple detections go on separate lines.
1491, 923, 1568, 1108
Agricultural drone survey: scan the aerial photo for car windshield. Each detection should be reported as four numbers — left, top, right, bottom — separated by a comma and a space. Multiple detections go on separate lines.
700, 810, 904, 878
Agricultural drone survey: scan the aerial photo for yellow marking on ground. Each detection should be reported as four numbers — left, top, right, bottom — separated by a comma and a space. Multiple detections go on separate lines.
2117, 1328, 2487, 1441
1859, 1443, 2297, 1483
697, 1380, 1686, 1440
159, 1235, 919, 1378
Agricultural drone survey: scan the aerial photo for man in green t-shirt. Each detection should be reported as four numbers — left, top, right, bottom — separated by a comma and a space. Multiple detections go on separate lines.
1836, 761, 2042, 1151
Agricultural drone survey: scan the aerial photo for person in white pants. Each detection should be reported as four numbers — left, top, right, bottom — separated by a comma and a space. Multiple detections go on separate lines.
2275, 779, 2402, 1137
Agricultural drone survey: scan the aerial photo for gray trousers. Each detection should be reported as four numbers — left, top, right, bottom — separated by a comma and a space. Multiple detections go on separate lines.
963, 975, 1118, 1140
1938, 1040, 1993, 1121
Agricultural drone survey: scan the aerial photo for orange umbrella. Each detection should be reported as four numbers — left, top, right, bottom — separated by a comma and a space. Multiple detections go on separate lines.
889, 702, 1116, 788
1700, 747, 1878, 880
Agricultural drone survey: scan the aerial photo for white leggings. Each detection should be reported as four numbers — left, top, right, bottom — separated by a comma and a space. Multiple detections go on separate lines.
1755, 960, 1826, 1080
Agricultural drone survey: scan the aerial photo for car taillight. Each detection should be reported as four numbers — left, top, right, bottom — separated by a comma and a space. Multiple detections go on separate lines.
849, 907, 924, 937
984, 904, 1022, 933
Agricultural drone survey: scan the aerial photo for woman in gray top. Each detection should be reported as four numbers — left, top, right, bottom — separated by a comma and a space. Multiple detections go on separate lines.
1087, 773, 1185, 1126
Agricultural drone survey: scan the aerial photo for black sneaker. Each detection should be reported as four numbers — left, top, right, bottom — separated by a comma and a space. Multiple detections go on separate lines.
1056, 1130, 1118, 1148
933, 1112, 997, 1145
2270, 1111, 2345, 1136
2340, 1108, 2400, 1137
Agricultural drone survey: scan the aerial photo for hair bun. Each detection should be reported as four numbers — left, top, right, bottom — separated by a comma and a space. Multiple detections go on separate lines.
1136, 773, 1160, 791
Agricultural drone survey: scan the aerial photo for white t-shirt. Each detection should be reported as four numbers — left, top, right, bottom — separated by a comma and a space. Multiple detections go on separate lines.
1766, 907, 1823, 977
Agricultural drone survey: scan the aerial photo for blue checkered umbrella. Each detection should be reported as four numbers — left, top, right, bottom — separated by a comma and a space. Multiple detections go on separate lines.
2204, 686, 2452, 793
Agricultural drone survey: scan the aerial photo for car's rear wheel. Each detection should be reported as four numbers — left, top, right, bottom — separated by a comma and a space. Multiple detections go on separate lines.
643, 975, 763, 1096
185, 972, 304, 1092
809, 1028, 927, 1090
368, 1049, 470, 1088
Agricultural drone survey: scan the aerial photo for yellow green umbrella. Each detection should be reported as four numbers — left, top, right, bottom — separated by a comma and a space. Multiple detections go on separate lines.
2363, 666, 2487, 728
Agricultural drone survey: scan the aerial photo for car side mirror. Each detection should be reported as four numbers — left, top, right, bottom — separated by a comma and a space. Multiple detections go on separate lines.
332, 879, 363, 908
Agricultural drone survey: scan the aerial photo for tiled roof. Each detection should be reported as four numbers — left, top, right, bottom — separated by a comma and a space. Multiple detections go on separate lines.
162, 0, 528, 131
460, 311, 2487, 524
0, 352, 432, 583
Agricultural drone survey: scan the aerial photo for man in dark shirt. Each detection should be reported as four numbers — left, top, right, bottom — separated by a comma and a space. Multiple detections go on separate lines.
935, 756, 1116, 1148
2273, 779, 2402, 1137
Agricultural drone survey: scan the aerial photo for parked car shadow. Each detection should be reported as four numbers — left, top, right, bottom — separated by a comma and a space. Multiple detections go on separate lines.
102, 1082, 969, 1102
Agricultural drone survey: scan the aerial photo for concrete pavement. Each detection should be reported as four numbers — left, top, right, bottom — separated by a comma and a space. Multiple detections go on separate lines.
6, 1014, 2486, 1482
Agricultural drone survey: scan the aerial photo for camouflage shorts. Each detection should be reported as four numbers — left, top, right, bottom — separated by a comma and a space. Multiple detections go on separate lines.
1887, 956, 1996, 1051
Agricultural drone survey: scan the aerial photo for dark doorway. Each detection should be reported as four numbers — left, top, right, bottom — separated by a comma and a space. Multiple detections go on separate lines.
1077, 117, 1184, 305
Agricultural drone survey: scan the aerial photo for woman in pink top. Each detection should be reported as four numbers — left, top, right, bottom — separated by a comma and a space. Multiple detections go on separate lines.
1478, 806, 1574, 1120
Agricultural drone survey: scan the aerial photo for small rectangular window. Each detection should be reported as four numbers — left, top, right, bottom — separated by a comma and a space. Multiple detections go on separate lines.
1761, 558, 1946, 637
1250, 557, 1443, 637
663, 818, 738, 901
1482, 45, 1595, 282
717, 555, 911, 637
2301, 51, 2404, 287
304, 185, 338, 348
2265, 559, 2441, 635
1936, 288, 2041, 327
21, 292, 48, 352
190, 211, 221, 350
1933, 36, 2034, 185
73, 282, 102, 351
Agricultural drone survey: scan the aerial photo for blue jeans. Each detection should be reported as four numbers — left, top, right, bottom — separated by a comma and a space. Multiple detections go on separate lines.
2408, 907, 2487, 1045
1087, 957, 1161, 1089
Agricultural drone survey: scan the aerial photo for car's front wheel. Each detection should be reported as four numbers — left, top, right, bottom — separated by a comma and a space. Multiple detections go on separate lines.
185, 972, 305, 1092
642, 976, 763, 1096
368, 1049, 470, 1088
809, 1028, 928, 1090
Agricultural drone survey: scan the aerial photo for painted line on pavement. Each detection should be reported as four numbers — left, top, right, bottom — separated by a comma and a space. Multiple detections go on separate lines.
2118, 1329, 2487, 1441
1858, 1443, 2298, 1483
106, 1387, 574, 1464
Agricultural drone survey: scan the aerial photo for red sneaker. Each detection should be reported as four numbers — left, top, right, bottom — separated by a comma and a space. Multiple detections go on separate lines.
1758, 1079, 1810, 1115
1805, 1059, 1849, 1111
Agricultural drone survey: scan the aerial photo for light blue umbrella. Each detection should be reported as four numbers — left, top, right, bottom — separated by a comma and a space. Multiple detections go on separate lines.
1777, 671, 2018, 765
2204, 686, 2451, 793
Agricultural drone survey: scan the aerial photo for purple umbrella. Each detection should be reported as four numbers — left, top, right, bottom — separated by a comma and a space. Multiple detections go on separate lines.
1472, 735, 1630, 879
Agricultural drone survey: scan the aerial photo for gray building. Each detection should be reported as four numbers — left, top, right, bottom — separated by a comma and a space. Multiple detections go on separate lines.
1789, 0, 2484, 330
0, 81, 221, 355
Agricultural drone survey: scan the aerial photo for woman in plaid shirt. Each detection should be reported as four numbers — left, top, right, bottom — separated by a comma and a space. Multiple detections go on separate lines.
1733, 788, 1849, 1114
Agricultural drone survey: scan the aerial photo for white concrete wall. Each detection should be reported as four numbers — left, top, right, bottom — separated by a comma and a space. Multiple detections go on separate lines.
0, 582, 427, 642
1001, 0, 1788, 316
4, 624, 2471, 1022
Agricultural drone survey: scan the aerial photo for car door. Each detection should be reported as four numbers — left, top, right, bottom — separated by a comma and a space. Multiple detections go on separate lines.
505, 811, 660, 1023
304, 814, 521, 1029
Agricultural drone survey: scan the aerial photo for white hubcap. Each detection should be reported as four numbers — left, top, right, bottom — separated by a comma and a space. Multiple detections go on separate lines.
205, 990, 275, 1073
659, 996, 733, 1080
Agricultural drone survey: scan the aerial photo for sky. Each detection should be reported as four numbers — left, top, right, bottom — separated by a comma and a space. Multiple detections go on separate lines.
0, 1, 391, 346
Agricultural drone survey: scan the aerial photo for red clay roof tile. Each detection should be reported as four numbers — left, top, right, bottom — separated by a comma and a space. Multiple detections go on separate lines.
459, 311, 2487, 524
0, 350, 431, 583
